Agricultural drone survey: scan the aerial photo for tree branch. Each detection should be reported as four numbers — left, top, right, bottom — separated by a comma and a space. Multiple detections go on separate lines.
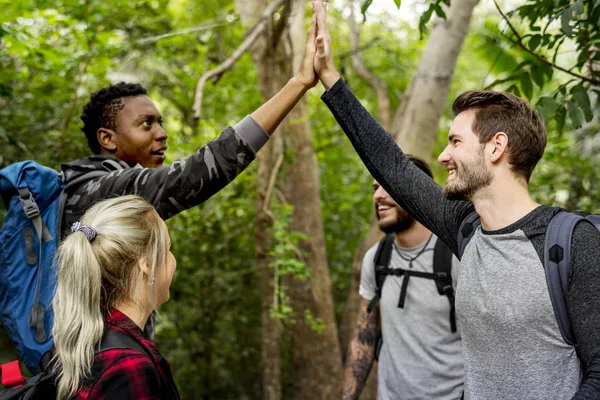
136, 19, 228, 44
263, 153, 284, 215
272, 0, 293, 51
193, 0, 285, 120
338, 38, 382, 60
347, 0, 391, 130
494, 0, 600, 86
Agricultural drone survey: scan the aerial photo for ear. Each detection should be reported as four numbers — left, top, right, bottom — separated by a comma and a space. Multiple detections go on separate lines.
138, 259, 150, 276
138, 259, 155, 285
488, 132, 508, 163
97, 128, 117, 152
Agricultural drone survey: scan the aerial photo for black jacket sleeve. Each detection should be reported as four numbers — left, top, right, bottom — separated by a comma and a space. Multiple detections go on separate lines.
64, 122, 266, 227
321, 79, 474, 256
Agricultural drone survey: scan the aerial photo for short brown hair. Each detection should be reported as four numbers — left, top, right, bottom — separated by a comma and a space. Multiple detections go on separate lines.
452, 90, 546, 182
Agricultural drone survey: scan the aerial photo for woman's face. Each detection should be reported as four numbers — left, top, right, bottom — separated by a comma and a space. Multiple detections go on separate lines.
156, 218, 176, 306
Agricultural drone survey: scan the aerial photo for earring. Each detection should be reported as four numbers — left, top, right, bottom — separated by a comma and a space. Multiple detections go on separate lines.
148, 276, 155, 286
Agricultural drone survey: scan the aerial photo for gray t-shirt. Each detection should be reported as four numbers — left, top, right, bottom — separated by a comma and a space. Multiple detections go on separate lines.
360, 235, 464, 400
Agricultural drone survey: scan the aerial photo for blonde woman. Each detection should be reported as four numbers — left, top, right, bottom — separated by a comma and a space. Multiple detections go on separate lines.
51, 195, 179, 399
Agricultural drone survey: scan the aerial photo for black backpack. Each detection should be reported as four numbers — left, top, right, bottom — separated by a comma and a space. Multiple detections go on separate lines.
0, 329, 149, 399
457, 210, 600, 347
368, 234, 455, 359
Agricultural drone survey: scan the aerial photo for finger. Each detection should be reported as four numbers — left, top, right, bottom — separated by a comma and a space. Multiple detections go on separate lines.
315, 35, 326, 56
306, 13, 317, 46
314, 0, 326, 34
320, 1, 329, 35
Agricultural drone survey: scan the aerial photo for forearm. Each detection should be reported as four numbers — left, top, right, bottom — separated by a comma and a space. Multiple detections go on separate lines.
340, 339, 376, 400
340, 299, 379, 400
251, 77, 309, 135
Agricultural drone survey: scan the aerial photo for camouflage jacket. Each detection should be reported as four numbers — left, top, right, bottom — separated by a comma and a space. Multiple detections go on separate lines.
60, 116, 268, 238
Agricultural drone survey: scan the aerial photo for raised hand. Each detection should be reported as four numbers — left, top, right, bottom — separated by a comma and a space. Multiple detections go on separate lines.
313, 0, 340, 89
295, 11, 319, 89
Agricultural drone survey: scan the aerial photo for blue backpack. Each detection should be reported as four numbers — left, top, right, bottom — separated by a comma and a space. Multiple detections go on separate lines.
457, 210, 600, 346
0, 161, 107, 374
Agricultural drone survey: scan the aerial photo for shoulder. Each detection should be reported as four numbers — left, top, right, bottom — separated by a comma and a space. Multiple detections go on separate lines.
86, 349, 161, 399
570, 217, 600, 268
364, 241, 382, 262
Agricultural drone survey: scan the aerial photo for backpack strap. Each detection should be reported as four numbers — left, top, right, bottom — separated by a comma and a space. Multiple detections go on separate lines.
585, 215, 600, 230
17, 188, 52, 343
99, 329, 150, 358
457, 211, 480, 259
543, 211, 590, 347
98, 329, 162, 392
433, 238, 457, 333
367, 233, 395, 313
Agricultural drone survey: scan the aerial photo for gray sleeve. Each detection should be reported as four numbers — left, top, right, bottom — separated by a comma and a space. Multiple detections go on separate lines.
233, 115, 269, 153
568, 222, 600, 399
359, 244, 379, 301
321, 79, 474, 257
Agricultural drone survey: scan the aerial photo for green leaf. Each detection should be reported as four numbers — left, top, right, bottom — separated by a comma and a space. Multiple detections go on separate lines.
561, 8, 573, 36
567, 101, 583, 128
520, 73, 533, 99
361, 0, 373, 21
538, 96, 560, 115
528, 34, 541, 51
507, 84, 521, 97
433, 4, 446, 19
572, 85, 593, 122
573, 0, 584, 15
531, 65, 545, 88
393, 0, 401, 8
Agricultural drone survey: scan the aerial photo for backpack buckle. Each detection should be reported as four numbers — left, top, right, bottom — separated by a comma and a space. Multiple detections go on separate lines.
434, 271, 449, 280
19, 192, 40, 219
441, 284, 454, 295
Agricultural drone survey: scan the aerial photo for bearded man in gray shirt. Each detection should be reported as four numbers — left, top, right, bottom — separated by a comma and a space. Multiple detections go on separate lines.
341, 157, 464, 400
311, 1, 600, 399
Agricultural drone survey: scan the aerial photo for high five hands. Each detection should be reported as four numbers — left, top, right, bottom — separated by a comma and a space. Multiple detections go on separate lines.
313, 0, 340, 89
295, 0, 341, 91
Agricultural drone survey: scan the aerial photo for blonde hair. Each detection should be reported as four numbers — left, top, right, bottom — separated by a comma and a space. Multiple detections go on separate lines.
52, 195, 167, 399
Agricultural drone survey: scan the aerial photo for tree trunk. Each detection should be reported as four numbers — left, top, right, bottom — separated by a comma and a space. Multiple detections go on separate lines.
340, 0, 480, 397
238, 1, 342, 399
392, 0, 481, 158
284, 3, 343, 399
236, 1, 286, 399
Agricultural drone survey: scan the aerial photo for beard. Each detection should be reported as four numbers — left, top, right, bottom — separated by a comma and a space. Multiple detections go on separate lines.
443, 148, 492, 201
376, 205, 416, 234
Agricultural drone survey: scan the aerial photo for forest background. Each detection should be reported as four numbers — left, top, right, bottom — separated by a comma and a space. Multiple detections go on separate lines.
1, 0, 599, 398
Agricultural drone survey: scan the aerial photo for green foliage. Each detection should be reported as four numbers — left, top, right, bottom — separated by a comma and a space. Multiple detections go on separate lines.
2, 0, 600, 398
417, 0, 449, 38
304, 310, 327, 335
268, 203, 310, 322
481, 0, 600, 130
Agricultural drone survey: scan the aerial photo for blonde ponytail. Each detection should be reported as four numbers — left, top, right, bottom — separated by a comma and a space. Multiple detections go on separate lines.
52, 195, 167, 399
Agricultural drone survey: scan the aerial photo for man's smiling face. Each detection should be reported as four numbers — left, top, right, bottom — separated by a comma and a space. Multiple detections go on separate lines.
438, 109, 492, 201
373, 180, 415, 234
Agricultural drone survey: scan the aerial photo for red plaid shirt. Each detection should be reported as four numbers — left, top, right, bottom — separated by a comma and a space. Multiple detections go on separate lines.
74, 310, 180, 400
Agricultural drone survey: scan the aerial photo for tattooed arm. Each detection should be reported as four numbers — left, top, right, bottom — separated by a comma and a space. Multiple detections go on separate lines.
340, 298, 380, 400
